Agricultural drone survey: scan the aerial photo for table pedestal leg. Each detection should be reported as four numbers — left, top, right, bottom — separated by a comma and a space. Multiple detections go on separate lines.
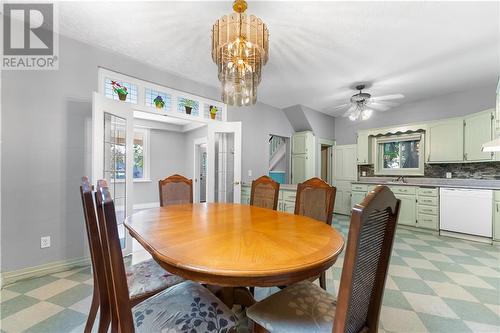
212, 286, 256, 308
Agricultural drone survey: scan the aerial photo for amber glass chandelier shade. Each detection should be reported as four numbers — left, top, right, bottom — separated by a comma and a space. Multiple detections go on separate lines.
212, 4, 269, 106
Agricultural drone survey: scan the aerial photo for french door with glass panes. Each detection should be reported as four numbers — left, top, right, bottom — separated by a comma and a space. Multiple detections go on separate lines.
207, 122, 242, 203
92, 92, 134, 255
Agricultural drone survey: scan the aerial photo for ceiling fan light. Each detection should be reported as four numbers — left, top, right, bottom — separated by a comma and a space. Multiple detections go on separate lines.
361, 109, 373, 120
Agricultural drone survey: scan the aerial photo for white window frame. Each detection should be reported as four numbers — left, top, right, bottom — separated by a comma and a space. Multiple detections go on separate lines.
110, 127, 150, 183
375, 132, 425, 176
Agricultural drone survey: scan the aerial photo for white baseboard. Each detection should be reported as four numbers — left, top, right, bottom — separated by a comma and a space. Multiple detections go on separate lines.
134, 202, 159, 210
1, 257, 91, 288
439, 230, 493, 244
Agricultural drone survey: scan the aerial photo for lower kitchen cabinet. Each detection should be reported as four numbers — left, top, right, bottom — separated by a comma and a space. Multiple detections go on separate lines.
279, 189, 297, 213
241, 184, 251, 204
417, 213, 438, 230
395, 193, 417, 227
416, 187, 439, 230
351, 191, 367, 207
242, 184, 298, 213
334, 181, 352, 215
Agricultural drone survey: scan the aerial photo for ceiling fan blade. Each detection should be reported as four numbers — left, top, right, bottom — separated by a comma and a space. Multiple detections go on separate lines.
343, 105, 356, 117
369, 103, 391, 111
371, 93, 405, 101
333, 103, 350, 110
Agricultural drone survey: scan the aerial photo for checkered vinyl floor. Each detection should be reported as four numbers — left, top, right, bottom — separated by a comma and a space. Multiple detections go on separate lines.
1, 215, 499, 332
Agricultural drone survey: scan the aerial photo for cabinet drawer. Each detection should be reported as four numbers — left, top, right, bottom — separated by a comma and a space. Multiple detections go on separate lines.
418, 187, 438, 197
417, 213, 438, 230
281, 201, 295, 213
282, 190, 297, 202
241, 185, 251, 196
418, 205, 438, 215
241, 195, 250, 205
352, 184, 368, 192
390, 186, 417, 195
418, 196, 438, 206
495, 191, 500, 201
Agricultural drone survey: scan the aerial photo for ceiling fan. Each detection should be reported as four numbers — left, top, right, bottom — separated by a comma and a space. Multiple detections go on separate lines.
334, 85, 404, 121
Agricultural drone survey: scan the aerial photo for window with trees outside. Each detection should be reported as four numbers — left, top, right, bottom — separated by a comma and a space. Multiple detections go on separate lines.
111, 128, 149, 182
375, 132, 425, 176
133, 129, 149, 181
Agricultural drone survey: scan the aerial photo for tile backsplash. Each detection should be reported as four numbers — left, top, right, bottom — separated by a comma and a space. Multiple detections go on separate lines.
359, 162, 500, 180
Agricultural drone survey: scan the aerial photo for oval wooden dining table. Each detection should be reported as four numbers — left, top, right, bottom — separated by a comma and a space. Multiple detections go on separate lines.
124, 203, 345, 306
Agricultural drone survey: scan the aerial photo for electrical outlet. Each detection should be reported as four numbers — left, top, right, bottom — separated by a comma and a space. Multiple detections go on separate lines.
40, 236, 51, 249
446, 172, 452, 179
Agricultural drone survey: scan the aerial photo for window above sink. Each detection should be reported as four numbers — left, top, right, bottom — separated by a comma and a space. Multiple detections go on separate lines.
375, 132, 425, 176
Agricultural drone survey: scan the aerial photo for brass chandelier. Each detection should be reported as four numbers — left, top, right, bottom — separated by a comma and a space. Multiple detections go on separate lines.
212, 0, 269, 106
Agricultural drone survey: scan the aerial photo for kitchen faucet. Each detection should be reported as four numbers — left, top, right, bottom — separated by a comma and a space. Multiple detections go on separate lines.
392, 176, 407, 183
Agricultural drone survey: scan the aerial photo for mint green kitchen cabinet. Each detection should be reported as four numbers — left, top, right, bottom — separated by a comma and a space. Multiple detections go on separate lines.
241, 184, 251, 204
393, 193, 417, 227
291, 131, 315, 183
494, 191, 500, 241
351, 191, 367, 206
427, 119, 464, 163
292, 131, 314, 155
464, 110, 494, 162
280, 189, 297, 213
356, 131, 372, 165
351, 184, 368, 206
416, 187, 439, 230
291, 154, 307, 184
333, 181, 352, 215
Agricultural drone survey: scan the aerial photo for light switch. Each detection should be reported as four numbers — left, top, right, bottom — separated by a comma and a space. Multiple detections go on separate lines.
248, 170, 252, 177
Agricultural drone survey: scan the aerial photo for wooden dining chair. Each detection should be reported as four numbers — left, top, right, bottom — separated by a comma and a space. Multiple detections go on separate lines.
158, 174, 193, 206
95, 180, 238, 332
294, 177, 336, 289
247, 185, 401, 333
79, 177, 184, 333
250, 175, 280, 210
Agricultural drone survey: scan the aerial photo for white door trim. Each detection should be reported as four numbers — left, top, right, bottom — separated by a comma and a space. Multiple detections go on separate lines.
193, 137, 208, 203
207, 122, 242, 203
92, 92, 134, 255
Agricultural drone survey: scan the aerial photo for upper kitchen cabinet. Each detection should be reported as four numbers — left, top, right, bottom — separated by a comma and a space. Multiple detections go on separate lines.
292, 131, 314, 155
464, 110, 494, 162
356, 131, 372, 165
427, 119, 464, 163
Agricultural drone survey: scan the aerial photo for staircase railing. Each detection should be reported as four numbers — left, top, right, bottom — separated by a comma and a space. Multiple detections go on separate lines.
269, 135, 285, 159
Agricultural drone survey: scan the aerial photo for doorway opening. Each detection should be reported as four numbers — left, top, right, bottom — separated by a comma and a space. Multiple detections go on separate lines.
194, 137, 208, 203
268, 134, 291, 184
318, 139, 334, 184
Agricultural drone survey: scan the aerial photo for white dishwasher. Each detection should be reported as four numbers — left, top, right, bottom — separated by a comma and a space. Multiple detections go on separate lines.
440, 188, 493, 238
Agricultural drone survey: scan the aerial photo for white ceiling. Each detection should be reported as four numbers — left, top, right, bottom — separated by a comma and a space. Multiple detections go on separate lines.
59, 1, 499, 115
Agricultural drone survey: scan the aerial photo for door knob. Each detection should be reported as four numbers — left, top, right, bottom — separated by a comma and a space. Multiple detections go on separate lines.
234, 181, 240, 185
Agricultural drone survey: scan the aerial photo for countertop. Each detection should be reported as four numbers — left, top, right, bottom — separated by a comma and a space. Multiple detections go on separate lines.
352, 177, 500, 190
242, 182, 297, 190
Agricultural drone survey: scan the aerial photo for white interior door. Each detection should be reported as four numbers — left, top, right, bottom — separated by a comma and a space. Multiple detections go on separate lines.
207, 122, 242, 203
92, 92, 134, 255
